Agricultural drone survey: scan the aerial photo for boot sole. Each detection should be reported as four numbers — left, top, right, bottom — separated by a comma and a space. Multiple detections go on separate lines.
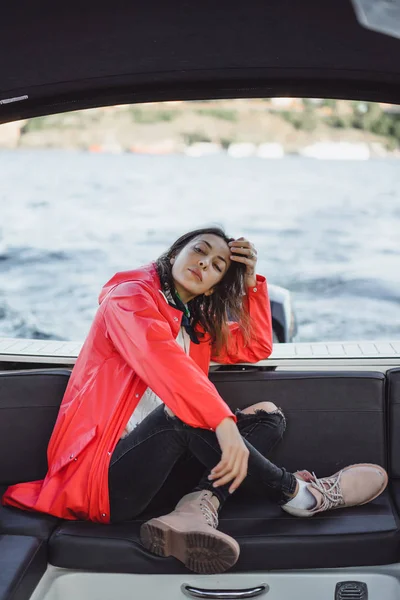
140, 519, 239, 574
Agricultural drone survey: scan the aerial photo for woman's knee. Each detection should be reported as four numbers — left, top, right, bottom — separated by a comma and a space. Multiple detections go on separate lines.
240, 402, 287, 437
237, 402, 286, 456
241, 401, 279, 415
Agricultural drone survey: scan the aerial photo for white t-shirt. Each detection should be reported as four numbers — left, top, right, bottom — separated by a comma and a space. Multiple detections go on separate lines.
122, 319, 190, 438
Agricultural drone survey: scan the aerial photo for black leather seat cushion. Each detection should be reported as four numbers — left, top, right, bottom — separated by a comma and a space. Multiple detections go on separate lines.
49, 490, 398, 573
388, 369, 400, 478
0, 370, 66, 540
0, 486, 59, 540
0, 369, 70, 484
0, 535, 46, 600
390, 480, 400, 512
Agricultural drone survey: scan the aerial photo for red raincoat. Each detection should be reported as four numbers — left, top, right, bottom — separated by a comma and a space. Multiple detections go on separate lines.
2, 263, 272, 522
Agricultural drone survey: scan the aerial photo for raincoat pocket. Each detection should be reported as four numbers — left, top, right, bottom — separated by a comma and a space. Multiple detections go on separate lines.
48, 425, 98, 477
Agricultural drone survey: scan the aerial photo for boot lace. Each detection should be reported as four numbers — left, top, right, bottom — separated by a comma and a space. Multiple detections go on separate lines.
199, 493, 219, 528
310, 471, 345, 511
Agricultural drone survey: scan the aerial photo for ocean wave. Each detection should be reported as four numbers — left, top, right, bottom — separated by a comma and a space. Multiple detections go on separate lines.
0, 246, 70, 267
289, 276, 400, 304
0, 300, 58, 340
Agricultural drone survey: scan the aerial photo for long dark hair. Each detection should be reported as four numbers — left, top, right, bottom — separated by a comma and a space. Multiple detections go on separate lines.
155, 227, 251, 353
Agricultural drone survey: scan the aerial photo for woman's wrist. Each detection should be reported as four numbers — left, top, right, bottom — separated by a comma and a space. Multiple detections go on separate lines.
245, 276, 257, 290
216, 416, 236, 432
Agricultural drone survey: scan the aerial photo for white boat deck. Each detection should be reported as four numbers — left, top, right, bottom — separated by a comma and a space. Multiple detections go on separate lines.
1, 337, 399, 367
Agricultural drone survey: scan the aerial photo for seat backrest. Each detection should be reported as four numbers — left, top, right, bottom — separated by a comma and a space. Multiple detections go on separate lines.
211, 369, 387, 476
0, 369, 70, 485
387, 368, 400, 478
0, 367, 387, 485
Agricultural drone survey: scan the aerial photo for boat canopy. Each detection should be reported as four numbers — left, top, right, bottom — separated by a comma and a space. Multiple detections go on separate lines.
1, 0, 400, 123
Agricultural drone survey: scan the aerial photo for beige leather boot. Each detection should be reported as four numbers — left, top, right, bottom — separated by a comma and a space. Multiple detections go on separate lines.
282, 463, 388, 517
140, 490, 240, 573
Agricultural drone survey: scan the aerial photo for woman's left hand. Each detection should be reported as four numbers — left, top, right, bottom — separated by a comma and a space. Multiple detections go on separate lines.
229, 237, 258, 289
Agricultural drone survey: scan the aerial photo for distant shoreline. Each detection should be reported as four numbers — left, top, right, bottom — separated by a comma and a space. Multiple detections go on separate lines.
1, 100, 399, 158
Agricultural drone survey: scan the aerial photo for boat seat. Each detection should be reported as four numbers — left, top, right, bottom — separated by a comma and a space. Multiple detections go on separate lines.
0, 370, 70, 485
49, 487, 398, 573
387, 368, 400, 517
0, 535, 46, 600
48, 369, 399, 572
388, 368, 400, 480
0, 485, 59, 540
0, 370, 68, 540
1, 368, 396, 573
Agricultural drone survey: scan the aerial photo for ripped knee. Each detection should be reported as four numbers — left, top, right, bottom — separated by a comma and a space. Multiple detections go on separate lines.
237, 402, 287, 438
241, 401, 280, 415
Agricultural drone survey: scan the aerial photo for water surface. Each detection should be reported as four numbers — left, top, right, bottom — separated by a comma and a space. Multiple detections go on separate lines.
1, 150, 399, 343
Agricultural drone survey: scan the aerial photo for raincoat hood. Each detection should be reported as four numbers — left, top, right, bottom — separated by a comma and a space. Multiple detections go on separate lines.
99, 263, 158, 304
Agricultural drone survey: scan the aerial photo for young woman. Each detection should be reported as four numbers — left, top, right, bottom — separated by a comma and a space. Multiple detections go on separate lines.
3, 227, 388, 575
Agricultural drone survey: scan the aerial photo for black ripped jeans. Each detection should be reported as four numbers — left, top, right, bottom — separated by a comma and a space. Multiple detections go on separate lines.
108, 404, 296, 523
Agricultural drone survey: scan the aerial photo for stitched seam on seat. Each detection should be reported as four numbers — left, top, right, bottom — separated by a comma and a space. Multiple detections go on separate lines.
232, 528, 398, 539
273, 409, 383, 413
54, 526, 397, 545
0, 371, 70, 379
0, 406, 60, 410
53, 531, 143, 545
212, 375, 385, 382
219, 513, 393, 521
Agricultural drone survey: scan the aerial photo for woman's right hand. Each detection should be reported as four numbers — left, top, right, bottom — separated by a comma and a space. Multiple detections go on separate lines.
210, 417, 249, 494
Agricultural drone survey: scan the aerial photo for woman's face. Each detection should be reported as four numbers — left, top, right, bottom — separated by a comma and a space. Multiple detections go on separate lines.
171, 234, 231, 302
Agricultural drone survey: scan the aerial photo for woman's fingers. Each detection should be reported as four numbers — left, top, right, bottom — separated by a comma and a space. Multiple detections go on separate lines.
210, 451, 235, 479
231, 250, 256, 258
229, 240, 251, 248
210, 446, 240, 476
211, 448, 249, 490
229, 452, 249, 493
229, 245, 255, 255
230, 255, 255, 265
212, 462, 240, 488
212, 457, 247, 490
213, 417, 249, 492
229, 239, 257, 263
229, 236, 250, 245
